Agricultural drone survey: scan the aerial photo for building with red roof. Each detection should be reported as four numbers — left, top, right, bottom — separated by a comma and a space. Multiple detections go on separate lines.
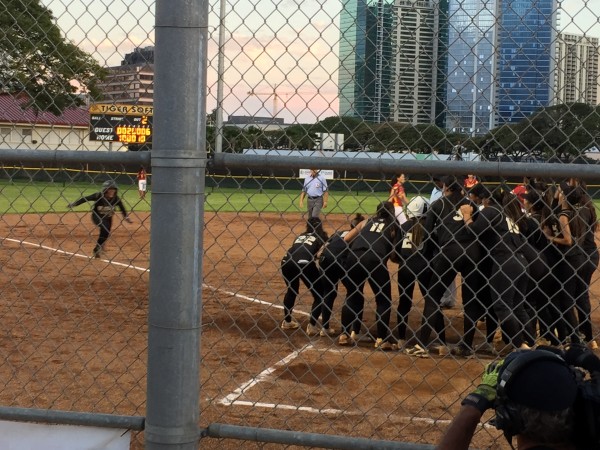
0, 94, 123, 151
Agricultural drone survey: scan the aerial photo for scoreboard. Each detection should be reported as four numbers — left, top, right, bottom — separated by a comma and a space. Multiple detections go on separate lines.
89, 104, 153, 144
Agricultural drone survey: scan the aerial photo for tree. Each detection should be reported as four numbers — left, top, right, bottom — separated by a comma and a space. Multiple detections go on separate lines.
0, 0, 105, 114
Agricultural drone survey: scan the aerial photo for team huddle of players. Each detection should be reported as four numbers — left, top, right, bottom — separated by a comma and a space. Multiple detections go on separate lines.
280, 174, 599, 357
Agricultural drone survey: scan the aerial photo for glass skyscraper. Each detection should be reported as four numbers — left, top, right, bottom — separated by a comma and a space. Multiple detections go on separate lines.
338, 0, 395, 123
496, 0, 556, 124
446, 0, 497, 135
446, 0, 556, 135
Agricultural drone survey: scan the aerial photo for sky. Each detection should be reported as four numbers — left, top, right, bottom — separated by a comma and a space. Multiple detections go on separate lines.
43, 0, 600, 125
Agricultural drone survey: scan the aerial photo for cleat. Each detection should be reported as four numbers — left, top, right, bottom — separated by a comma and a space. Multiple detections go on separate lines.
476, 342, 497, 355
393, 339, 407, 351
306, 323, 320, 337
404, 344, 429, 358
431, 342, 449, 356
374, 338, 394, 351
319, 327, 337, 337
350, 330, 374, 343
535, 337, 552, 347
281, 318, 299, 330
338, 333, 356, 346
450, 344, 473, 358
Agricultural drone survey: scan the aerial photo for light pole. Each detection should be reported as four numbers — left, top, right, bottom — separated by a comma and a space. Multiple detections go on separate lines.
215, 0, 227, 153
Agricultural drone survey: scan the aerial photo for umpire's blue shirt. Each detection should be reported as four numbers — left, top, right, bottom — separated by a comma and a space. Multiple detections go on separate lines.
303, 174, 327, 198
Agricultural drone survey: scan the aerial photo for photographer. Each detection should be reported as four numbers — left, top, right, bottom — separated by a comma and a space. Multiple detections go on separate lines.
438, 348, 587, 450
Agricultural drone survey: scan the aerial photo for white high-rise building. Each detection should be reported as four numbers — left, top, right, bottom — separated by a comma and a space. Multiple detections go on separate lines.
554, 33, 599, 106
390, 0, 438, 124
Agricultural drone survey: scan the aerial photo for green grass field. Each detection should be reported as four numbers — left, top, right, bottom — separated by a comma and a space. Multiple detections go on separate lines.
6, 180, 597, 217
0, 181, 388, 215
0, 180, 151, 214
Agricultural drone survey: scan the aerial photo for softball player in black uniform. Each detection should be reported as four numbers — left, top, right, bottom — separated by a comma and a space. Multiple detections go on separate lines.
461, 187, 531, 352
520, 189, 556, 346
318, 213, 364, 336
569, 182, 598, 348
544, 184, 586, 346
395, 196, 446, 348
405, 176, 483, 357
67, 180, 133, 258
338, 202, 399, 350
280, 217, 328, 333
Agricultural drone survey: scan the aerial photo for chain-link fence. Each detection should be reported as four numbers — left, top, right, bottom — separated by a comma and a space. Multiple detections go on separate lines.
1, 0, 600, 449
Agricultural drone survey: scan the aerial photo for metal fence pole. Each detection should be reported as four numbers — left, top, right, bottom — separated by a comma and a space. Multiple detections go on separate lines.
146, 0, 208, 449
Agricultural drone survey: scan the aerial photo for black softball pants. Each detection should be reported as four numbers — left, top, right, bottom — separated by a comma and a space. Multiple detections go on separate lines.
281, 259, 324, 325
396, 262, 444, 342
319, 255, 345, 330
341, 251, 393, 342
419, 242, 483, 349
93, 214, 113, 253
488, 253, 530, 348
576, 248, 599, 342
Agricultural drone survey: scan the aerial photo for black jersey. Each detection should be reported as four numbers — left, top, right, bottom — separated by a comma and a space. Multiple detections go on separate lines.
521, 214, 549, 251
320, 231, 349, 262
579, 206, 598, 254
424, 192, 474, 247
349, 217, 395, 261
468, 205, 526, 258
550, 209, 585, 257
396, 218, 430, 266
283, 232, 323, 263
72, 192, 128, 220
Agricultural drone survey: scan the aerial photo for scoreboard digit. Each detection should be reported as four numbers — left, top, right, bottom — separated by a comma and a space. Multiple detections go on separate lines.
89, 104, 153, 144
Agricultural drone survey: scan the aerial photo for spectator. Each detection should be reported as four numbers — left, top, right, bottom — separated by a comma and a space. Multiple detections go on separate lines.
438, 349, 579, 450
464, 174, 479, 189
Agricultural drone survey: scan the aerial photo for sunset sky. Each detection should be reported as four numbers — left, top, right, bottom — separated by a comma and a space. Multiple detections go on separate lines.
44, 0, 600, 124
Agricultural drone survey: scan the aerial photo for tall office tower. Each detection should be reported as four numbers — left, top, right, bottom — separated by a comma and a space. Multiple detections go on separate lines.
554, 33, 599, 105
338, 0, 395, 123
446, 0, 498, 135
446, 0, 556, 135
496, 0, 556, 125
390, 0, 438, 124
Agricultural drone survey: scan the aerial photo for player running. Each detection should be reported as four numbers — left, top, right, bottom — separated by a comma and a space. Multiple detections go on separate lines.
67, 180, 133, 258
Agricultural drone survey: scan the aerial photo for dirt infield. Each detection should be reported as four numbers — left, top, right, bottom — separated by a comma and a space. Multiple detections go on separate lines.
1, 210, 598, 449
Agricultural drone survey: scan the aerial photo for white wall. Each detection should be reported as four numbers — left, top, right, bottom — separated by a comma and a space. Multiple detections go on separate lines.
0, 124, 127, 151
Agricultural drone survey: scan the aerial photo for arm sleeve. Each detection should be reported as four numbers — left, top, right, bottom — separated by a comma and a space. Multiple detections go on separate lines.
70, 192, 101, 207
468, 207, 496, 235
